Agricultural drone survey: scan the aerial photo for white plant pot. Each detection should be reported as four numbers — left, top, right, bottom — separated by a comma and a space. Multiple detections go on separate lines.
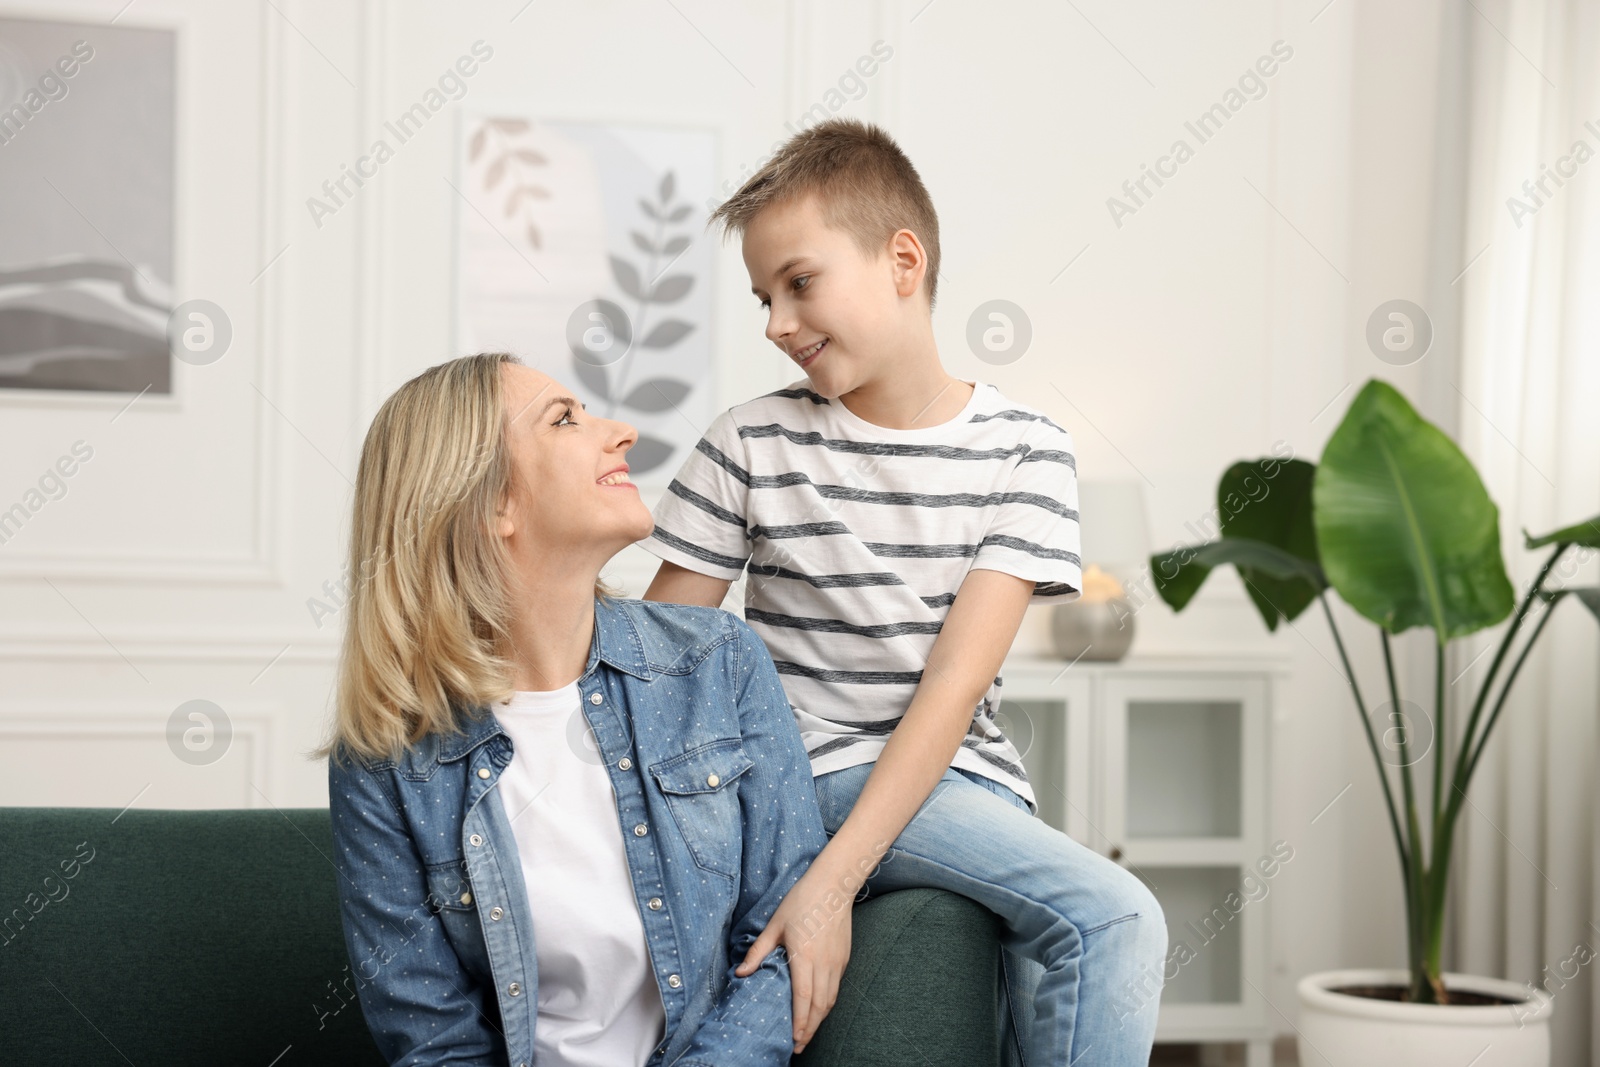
1296, 969, 1553, 1067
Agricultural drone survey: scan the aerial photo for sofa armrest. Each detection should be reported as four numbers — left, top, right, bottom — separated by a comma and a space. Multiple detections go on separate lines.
793, 887, 1005, 1067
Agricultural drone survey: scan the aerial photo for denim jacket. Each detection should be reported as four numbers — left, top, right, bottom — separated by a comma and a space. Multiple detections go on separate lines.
327, 597, 828, 1067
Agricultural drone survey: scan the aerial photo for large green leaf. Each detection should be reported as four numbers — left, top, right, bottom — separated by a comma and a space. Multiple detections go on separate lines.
1149, 546, 1212, 612
1219, 457, 1321, 630
1313, 379, 1513, 639
1541, 586, 1600, 625
1525, 515, 1600, 549
1151, 537, 1326, 628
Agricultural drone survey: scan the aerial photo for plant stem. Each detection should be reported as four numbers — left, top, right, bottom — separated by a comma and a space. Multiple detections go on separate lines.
1448, 544, 1567, 815
1318, 595, 1409, 867
1381, 630, 1432, 1002
1430, 636, 1444, 841
1423, 637, 1449, 1003
1426, 543, 1566, 1005
1423, 590, 1556, 1001
1462, 587, 1561, 788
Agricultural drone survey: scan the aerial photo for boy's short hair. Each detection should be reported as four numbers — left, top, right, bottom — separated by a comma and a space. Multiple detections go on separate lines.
709, 118, 942, 312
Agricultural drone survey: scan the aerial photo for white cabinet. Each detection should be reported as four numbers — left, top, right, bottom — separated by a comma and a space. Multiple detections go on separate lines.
1000, 654, 1285, 1067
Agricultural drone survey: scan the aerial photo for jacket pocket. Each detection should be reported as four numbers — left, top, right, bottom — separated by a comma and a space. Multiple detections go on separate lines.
650, 738, 755, 879
425, 860, 491, 982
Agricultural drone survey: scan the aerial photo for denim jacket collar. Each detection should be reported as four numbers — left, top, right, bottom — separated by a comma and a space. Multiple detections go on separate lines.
435, 595, 653, 765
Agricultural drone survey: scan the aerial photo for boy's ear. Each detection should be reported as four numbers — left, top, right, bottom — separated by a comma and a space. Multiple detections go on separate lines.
887, 228, 928, 301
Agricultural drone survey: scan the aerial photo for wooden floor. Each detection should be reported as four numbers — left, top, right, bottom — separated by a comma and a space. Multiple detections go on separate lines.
1149, 1038, 1299, 1066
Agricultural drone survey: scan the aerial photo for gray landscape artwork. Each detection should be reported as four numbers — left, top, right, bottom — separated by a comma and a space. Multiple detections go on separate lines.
0, 17, 175, 394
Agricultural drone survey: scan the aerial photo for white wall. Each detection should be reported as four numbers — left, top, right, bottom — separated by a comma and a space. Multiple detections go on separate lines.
0, 0, 1464, 1038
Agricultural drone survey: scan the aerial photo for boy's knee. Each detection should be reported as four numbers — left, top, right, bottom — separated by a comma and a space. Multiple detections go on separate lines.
1137, 893, 1168, 960
1090, 866, 1166, 954
1125, 877, 1166, 946
1133, 879, 1164, 930
1102, 859, 1160, 917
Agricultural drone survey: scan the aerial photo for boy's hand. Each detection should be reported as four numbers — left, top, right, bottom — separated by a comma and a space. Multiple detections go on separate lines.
735, 860, 856, 1054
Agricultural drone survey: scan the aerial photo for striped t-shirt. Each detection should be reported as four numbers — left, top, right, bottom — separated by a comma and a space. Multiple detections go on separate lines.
638, 379, 1082, 810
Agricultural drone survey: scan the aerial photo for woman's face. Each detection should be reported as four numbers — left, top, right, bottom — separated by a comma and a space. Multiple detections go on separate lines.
496, 363, 653, 563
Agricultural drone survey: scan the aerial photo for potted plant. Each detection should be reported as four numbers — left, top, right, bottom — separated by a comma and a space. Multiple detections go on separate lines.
1149, 379, 1597, 1067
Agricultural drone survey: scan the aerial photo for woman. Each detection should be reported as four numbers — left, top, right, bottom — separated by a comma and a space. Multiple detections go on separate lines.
315, 353, 827, 1067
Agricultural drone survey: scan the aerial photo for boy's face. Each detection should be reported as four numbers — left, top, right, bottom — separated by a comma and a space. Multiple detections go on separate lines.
742, 192, 919, 399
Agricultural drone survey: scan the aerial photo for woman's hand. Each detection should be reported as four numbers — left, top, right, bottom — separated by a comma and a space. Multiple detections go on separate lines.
735, 859, 856, 1054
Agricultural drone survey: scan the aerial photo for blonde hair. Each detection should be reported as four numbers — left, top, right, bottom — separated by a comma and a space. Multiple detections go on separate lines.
314, 352, 616, 766
709, 117, 942, 311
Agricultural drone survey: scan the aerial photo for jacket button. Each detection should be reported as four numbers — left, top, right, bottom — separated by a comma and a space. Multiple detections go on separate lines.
667, 974, 682, 989
707, 773, 720, 787
648, 897, 663, 910
490, 907, 504, 920
618, 757, 632, 770
469, 834, 483, 847
590, 692, 603, 705
459, 892, 472, 906
633, 823, 648, 837
508, 982, 522, 997
477, 768, 491, 779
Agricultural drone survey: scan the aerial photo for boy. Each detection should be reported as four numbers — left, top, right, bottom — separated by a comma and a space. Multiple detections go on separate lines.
639, 118, 1166, 1066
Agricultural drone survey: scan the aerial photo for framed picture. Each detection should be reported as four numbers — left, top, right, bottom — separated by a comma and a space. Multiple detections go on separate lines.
0, 15, 175, 394
454, 114, 716, 484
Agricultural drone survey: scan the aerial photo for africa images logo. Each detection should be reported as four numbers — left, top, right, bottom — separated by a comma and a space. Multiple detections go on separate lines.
1106, 40, 1294, 229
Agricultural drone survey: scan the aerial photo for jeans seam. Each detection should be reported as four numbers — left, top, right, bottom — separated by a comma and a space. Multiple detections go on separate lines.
1079, 911, 1140, 938
998, 948, 1034, 1067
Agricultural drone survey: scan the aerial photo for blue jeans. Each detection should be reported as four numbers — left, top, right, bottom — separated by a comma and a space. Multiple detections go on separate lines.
814, 763, 1167, 1067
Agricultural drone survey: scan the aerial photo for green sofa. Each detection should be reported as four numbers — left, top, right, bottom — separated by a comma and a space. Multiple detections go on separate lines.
1, 807, 1004, 1066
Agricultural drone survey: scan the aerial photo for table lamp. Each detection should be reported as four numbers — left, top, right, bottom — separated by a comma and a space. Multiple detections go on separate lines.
1050, 479, 1151, 662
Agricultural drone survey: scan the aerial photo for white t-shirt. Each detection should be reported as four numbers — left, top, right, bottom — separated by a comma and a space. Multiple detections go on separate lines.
495, 684, 665, 1067
639, 380, 1083, 811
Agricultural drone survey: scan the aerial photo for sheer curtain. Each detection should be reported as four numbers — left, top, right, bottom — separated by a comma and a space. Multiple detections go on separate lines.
1450, 0, 1600, 1064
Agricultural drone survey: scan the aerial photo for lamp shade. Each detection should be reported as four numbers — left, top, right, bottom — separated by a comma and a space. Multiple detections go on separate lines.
1076, 479, 1151, 570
